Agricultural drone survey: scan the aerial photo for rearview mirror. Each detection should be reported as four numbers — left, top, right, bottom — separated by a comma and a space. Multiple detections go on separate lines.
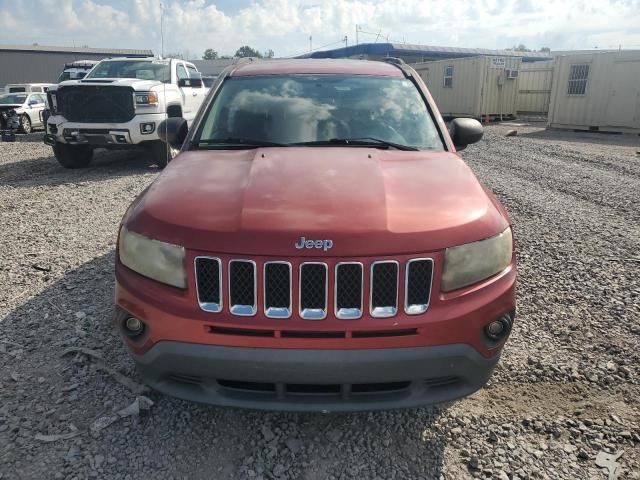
449, 118, 483, 151
158, 117, 188, 148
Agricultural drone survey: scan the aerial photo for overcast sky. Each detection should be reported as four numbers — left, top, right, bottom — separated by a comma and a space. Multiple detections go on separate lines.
1, 0, 639, 58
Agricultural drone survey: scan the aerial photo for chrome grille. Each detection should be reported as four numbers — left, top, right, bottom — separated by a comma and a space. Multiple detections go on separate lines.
299, 263, 328, 320
405, 259, 434, 315
335, 262, 363, 319
264, 262, 292, 318
228, 260, 257, 316
195, 257, 222, 312
195, 256, 433, 319
370, 261, 399, 318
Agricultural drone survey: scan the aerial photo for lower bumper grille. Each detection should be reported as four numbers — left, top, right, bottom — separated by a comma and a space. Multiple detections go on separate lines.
194, 256, 434, 320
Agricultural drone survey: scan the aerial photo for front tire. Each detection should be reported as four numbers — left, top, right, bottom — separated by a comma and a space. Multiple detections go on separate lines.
146, 140, 175, 168
53, 143, 93, 169
19, 114, 32, 134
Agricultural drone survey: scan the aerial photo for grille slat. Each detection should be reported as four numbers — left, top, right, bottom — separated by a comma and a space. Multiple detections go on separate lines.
195, 257, 222, 312
335, 263, 363, 319
405, 259, 434, 315
299, 263, 328, 320
229, 260, 257, 316
370, 261, 399, 318
264, 262, 292, 318
195, 257, 432, 320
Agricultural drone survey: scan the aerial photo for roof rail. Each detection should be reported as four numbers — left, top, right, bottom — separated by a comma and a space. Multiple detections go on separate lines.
383, 57, 415, 79
384, 57, 405, 66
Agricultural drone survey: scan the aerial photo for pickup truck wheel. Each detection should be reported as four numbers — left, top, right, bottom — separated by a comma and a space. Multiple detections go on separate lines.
53, 143, 93, 169
147, 140, 174, 168
19, 114, 32, 134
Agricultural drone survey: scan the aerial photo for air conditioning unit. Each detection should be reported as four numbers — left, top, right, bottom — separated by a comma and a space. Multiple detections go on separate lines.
505, 69, 519, 79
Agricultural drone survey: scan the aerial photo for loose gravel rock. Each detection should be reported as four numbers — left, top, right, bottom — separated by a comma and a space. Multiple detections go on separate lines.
1, 128, 639, 479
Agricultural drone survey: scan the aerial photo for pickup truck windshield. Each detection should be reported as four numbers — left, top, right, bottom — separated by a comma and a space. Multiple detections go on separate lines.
0, 94, 27, 105
197, 75, 444, 150
86, 61, 171, 83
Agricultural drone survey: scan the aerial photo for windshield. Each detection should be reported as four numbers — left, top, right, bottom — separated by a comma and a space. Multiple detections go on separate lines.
0, 94, 26, 105
85, 60, 170, 82
57, 71, 88, 82
197, 75, 444, 150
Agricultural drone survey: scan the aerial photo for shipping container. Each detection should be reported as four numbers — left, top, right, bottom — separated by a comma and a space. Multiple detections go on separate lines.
517, 60, 554, 114
547, 51, 640, 134
411, 56, 522, 120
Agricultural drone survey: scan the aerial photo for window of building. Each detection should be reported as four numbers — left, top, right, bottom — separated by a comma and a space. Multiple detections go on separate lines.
567, 64, 589, 95
443, 66, 453, 88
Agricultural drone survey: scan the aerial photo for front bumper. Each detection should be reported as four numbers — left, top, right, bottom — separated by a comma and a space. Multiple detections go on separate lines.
116, 249, 516, 411
133, 341, 500, 412
45, 113, 165, 146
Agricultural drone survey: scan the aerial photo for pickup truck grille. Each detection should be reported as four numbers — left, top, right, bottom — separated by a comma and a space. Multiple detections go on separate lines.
195, 257, 433, 319
57, 86, 135, 123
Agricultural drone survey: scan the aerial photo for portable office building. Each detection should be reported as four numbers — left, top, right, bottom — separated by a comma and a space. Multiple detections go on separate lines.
411, 56, 522, 119
547, 51, 640, 133
516, 60, 554, 114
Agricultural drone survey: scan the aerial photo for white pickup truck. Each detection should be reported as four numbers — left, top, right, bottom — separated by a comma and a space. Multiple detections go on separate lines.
44, 57, 208, 168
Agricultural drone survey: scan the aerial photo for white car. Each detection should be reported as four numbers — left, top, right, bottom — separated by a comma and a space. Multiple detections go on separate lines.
0, 92, 47, 133
44, 57, 208, 168
5, 83, 54, 94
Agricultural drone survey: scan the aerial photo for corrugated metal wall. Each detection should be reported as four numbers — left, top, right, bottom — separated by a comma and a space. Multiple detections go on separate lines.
548, 51, 640, 133
0, 50, 129, 86
412, 56, 521, 118
517, 60, 554, 113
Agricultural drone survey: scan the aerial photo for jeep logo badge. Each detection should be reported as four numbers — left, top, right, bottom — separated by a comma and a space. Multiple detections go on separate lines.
295, 236, 333, 251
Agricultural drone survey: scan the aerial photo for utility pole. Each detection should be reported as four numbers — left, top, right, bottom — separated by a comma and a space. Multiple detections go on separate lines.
309, 36, 312, 52
344, 36, 348, 49
355, 25, 358, 45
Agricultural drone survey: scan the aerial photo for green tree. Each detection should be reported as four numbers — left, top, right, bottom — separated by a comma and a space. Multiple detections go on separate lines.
264, 49, 275, 58
512, 44, 531, 52
234, 45, 263, 58
539, 47, 551, 53
202, 48, 219, 60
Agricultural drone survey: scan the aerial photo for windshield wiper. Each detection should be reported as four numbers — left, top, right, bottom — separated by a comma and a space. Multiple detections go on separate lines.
196, 137, 288, 148
291, 137, 419, 151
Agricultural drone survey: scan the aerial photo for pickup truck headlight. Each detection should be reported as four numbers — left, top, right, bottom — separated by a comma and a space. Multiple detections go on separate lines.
118, 227, 186, 288
441, 227, 513, 292
135, 92, 159, 106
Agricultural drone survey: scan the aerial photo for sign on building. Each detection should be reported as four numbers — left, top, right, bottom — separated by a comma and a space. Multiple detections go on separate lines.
491, 57, 506, 69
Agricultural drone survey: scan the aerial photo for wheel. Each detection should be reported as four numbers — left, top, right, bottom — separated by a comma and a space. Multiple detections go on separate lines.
146, 140, 176, 168
19, 114, 32, 134
53, 143, 93, 169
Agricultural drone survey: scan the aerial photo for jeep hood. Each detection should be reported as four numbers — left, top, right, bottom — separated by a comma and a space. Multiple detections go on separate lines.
125, 148, 509, 256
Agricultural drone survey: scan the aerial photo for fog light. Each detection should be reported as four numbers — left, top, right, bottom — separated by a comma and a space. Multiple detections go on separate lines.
484, 313, 513, 342
487, 320, 505, 337
140, 122, 155, 134
124, 317, 144, 334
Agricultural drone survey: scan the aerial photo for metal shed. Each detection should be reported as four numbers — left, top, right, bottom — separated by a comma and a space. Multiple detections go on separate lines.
517, 60, 554, 114
547, 50, 640, 133
0, 44, 153, 87
411, 56, 522, 120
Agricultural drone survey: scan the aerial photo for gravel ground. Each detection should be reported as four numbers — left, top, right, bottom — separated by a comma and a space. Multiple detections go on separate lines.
1, 127, 639, 479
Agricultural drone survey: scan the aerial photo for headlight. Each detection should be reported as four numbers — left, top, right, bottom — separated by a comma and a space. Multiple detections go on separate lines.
135, 92, 159, 106
118, 227, 186, 288
441, 227, 513, 292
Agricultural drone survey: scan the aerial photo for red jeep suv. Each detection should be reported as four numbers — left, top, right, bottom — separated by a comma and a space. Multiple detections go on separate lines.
115, 59, 516, 411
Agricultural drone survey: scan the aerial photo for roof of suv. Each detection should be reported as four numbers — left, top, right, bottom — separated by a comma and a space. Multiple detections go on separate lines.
230, 59, 405, 77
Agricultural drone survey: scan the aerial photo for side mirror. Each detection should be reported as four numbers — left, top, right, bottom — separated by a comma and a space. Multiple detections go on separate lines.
449, 118, 483, 151
178, 77, 203, 88
158, 117, 188, 148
